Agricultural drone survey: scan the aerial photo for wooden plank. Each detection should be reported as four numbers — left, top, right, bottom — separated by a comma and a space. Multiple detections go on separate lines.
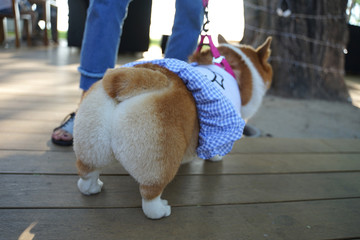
232, 138, 338, 153
181, 153, 360, 175
0, 119, 63, 134
1, 199, 359, 240
0, 93, 77, 122
0, 150, 125, 175
1, 173, 360, 208
1, 119, 359, 152
1, 150, 360, 175
0, 80, 79, 96
0, 108, 77, 121
0, 93, 79, 104
0, 99, 77, 112
0, 133, 73, 151
2, 135, 359, 153
0, 150, 80, 174
322, 138, 360, 152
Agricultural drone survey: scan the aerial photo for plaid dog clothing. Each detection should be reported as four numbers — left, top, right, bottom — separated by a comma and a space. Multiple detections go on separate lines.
121, 58, 245, 159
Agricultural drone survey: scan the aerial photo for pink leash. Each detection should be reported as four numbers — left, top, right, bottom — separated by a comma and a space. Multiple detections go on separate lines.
196, 0, 236, 79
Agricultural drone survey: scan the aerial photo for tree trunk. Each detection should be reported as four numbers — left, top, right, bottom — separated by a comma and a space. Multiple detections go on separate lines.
242, 0, 350, 101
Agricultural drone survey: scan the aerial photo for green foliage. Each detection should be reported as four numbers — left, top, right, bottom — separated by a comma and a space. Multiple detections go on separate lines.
58, 31, 67, 40
348, 0, 360, 25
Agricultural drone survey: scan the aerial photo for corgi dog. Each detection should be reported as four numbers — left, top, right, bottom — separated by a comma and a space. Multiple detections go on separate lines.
73, 35, 272, 219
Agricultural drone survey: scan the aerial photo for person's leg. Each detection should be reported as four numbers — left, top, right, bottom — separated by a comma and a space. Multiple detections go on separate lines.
52, 0, 131, 146
164, 0, 203, 61
79, 0, 132, 91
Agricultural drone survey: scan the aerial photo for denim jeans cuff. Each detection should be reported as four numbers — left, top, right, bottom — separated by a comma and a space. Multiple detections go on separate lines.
79, 75, 101, 91
78, 67, 104, 91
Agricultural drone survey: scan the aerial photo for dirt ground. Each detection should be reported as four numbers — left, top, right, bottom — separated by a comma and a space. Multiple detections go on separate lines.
247, 75, 360, 139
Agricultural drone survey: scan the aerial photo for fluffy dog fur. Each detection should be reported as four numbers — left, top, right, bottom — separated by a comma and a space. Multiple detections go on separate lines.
74, 35, 272, 219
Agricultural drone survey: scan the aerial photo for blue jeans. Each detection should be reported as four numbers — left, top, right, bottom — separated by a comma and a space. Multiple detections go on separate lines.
78, 0, 131, 90
79, 0, 203, 91
164, 0, 203, 61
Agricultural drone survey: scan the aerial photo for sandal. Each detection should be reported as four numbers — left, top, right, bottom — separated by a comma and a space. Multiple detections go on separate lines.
51, 112, 76, 146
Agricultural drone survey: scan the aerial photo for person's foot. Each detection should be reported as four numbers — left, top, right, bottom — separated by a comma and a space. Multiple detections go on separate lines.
51, 112, 75, 146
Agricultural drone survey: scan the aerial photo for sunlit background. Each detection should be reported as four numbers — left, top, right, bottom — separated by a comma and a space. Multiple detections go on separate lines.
56, 0, 244, 43
8, 0, 360, 46
347, 0, 360, 26
2, 0, 359, 49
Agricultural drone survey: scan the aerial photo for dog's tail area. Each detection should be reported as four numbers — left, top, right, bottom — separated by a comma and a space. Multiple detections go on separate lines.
102, 63, 172, 102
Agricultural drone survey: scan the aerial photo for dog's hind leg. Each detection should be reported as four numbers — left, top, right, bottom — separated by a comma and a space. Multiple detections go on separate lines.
76, 159, 103, 195
140, 184, 171, 219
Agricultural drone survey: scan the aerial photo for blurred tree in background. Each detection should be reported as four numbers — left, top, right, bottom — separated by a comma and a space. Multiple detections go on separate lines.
242, 0, 350, 101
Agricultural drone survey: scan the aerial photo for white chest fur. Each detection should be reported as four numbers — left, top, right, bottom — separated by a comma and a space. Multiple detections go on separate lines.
220, 44, 267, 120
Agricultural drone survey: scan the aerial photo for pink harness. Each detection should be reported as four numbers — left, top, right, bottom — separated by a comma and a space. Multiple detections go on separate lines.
196, 0, 236, 79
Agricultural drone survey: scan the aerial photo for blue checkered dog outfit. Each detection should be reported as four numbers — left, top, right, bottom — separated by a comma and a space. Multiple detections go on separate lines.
122, 58, 245, 159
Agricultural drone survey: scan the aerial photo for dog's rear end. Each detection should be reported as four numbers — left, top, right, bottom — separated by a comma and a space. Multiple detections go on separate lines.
74, 64, 198, 219
74, 36, 273, 219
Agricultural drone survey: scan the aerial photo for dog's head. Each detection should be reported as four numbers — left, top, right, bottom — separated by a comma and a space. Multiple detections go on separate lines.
219, 35, 272, 90
189, 35, 273, 119
190, 35, 272, 90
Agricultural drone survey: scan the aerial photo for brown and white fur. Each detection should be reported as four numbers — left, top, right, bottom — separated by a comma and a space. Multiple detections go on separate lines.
73, 35, 272, 219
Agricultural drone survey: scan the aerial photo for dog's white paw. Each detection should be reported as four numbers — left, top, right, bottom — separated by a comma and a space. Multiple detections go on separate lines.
208, 155, 223, 162
142, 196, 171, 219
77, 171, 103, 195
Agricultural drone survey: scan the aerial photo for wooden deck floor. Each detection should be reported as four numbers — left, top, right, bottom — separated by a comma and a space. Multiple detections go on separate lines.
1, 45, 360, 240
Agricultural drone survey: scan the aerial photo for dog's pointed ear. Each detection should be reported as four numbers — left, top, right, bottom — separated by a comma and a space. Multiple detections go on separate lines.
256, 37, 272, 61
218, 34, 228, 44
